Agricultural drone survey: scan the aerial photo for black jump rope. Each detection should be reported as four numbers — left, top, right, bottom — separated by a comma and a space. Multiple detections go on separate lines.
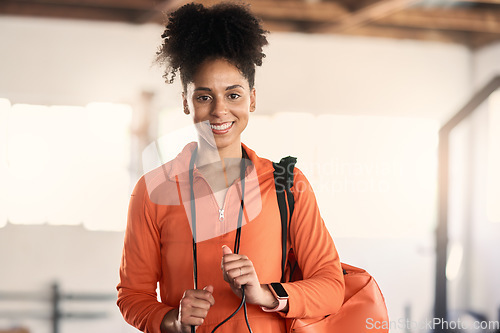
189, 146, 253, 333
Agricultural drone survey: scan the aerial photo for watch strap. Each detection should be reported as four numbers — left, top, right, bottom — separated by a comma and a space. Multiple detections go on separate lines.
260, 297, 287, 312
260, 283, 288, 312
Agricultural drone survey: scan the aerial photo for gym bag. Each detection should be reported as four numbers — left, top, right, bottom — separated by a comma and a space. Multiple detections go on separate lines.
273, 156, 389, 333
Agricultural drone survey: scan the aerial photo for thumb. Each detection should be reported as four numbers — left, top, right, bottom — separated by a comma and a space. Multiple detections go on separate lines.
203, 285, 214, 294
222, 245, 233, 256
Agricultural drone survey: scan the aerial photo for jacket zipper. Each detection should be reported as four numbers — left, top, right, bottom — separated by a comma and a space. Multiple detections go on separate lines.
193, 163, 256, 223
196, 174, 231, 223
218, 186, 233, 223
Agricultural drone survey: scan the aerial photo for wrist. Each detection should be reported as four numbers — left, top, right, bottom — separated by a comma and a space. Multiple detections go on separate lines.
260, 283, 289, 313
160, 308, 181, 333
259, 284, 279, 308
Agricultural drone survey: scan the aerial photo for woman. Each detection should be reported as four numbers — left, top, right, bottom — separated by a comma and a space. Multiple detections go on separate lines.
117, 3, 345, 333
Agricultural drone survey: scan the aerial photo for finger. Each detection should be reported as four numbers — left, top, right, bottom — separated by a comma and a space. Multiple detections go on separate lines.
224, 261, 254, 282
203, 285, 214, 294
180, 296, 210, 313
185, 288, 214, 301
222, 244, 232, 255
183, 290, 215, 308
179, 297, 213, 328
193, 292, 215, 308
189, 307, 210, 320
226, 265, 244, 281
223, 257, 251, 271
221, 246, 240, 265
232, 273, 254, 289
222, 252, 248, 262
202, 285, 215, 306
223, 263, 243, 283
221, 245, 236, 272
231, 266, 257, 287
180, 313, 205, 328
222, 256, 247, 269
222, 246, 251, 264
179, 305, 206, 327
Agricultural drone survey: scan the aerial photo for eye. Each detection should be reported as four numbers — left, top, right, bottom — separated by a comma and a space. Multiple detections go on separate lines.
196, 95, 211, 102
228, 93, 241, 100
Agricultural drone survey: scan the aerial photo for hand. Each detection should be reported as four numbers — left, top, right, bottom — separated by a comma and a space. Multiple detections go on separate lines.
161, 286, 215, 333
221, 245, 276, 307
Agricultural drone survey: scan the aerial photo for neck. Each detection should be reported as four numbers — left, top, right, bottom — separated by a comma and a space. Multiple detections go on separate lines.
196, 139, 242, 168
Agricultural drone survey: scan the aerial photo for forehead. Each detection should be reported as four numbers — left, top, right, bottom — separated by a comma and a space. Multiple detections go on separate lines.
188, 58, 249, 90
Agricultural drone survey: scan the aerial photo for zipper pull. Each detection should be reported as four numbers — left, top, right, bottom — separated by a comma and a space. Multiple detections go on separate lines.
219, 208, 224, 222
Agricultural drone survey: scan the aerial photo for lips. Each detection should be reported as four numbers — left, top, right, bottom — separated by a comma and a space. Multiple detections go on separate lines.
210, 122, 234, 134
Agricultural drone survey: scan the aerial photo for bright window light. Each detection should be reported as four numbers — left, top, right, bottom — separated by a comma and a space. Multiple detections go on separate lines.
0, 98, 11, 228
446, 242, 464, 281
82, 103, 132, 231
151, 107, 198, 172
487, 90, 500, 223
313, 115, 439, 238
2, 99, 131, 231
7, 103, 52, 225
244, 113, 439, 238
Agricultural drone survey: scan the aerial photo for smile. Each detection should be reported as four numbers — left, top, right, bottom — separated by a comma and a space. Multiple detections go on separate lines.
210, 122, 234, 134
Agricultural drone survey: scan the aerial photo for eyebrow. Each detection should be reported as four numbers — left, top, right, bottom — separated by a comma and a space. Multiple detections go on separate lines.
226, 84, 244, 91
193, 84, 245, 92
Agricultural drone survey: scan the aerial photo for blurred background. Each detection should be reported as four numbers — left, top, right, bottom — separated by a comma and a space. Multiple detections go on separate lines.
1, 0, 499, 332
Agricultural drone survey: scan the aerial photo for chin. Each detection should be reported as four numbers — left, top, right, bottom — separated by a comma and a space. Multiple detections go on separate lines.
214, 136, 239, 150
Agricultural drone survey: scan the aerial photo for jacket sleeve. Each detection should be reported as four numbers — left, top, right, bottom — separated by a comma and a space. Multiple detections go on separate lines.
281, 168, 345, 318
116, 177, 174, 332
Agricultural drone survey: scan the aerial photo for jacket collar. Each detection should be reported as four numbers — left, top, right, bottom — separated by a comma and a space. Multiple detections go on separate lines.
145, 142, 275, 189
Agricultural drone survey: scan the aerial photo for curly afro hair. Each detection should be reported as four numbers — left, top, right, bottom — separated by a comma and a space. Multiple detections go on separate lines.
156, 2, 268, 90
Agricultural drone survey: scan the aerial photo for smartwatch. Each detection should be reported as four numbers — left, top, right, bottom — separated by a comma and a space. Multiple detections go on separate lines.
261, 282, 289, 312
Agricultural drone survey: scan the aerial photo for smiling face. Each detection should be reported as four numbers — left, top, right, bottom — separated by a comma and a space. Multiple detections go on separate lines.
183, 58, 256, 156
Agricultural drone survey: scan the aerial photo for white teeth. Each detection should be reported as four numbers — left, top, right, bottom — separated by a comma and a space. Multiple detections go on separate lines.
210, 122, 232, 131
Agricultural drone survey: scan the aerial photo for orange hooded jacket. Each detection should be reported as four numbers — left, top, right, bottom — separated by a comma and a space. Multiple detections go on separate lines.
117, 143, 345, 332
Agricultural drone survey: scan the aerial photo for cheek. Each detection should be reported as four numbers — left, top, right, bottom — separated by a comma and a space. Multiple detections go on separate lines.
235, 100, 251, 115
192, 106, 210, 122
235, 110, 250, 126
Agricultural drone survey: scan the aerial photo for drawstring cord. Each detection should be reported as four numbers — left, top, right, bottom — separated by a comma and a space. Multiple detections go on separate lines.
188, 146, 252, 333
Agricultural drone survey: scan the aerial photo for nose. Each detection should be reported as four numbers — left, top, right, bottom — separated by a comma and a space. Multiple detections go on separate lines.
211, 96, 228, 117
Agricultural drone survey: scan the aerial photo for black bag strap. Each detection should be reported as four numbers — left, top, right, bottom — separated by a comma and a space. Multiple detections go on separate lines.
273, 156, 297, 283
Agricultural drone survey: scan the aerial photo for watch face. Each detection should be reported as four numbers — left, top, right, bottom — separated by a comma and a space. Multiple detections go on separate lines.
270, 283, 288, 298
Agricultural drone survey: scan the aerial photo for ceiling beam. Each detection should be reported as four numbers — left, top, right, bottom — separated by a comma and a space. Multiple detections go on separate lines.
261, 20, 306, 33
134, 0, 191, 24
468, 31, 500, 48
137, 0, 349, 24
324, 0, 423, 33
248, 0, 347, 22
314, 22, 470, 44
251, 0, 423, 30
454, 0, 500, 4
0, 1, 138, 22
379, 7, 500, 34
4, 0, 156, 10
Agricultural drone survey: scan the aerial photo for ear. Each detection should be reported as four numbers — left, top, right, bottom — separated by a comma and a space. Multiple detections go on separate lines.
182, 92, 190, 115
250, 88, 256, 113
182, 91, 187, 108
